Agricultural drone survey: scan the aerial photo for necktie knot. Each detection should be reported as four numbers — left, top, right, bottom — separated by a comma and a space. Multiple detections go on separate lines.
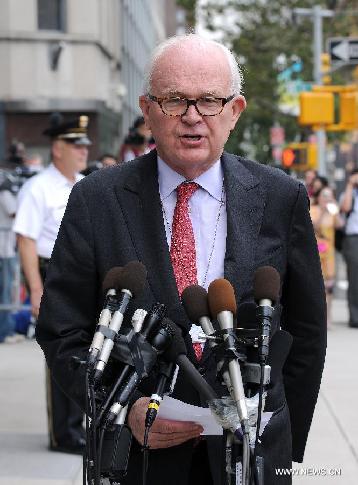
176, 182, 199, 204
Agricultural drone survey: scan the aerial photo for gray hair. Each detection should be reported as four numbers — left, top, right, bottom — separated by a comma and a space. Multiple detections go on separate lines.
142, 34, 243, 95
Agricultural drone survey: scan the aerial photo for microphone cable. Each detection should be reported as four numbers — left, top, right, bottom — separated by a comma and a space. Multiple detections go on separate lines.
142, 425, 150, 485
250, 364, 265, 485
95, 427, 106, 485
84, 367, 100, 485
95, 364, 132, 427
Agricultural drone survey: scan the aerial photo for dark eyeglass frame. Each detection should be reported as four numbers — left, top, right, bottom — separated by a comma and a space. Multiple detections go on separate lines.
147, 93, 236, 117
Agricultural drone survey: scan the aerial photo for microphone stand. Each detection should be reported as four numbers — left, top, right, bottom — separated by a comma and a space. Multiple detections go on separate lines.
209, 326, 267, 485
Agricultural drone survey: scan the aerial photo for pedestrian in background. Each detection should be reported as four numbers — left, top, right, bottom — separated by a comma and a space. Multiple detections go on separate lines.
99, 153, 118, 167
340, 168, 358, 328
13, 113, 90, 454
304, 169, 317, 199
119, 115, 154, 163
311, 186, 343, 327
0, 184, 21, 344
311, 175, 329, 202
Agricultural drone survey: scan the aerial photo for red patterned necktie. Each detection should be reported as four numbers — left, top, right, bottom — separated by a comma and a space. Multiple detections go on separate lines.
170, 182, 202, 360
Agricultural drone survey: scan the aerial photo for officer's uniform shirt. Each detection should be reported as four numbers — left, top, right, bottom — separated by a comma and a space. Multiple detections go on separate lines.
13, 164, 83, 259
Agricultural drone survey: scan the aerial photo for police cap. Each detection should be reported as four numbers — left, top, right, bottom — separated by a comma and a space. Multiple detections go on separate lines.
43, 113, 92, 145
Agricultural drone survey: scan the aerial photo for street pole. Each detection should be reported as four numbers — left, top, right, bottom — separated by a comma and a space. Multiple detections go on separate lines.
313, 5, 326, 176
293, 5, 334, 176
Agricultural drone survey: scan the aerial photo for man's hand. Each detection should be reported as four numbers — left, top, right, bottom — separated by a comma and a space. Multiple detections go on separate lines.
128, 397, 203, 449
31, 287, 43, 318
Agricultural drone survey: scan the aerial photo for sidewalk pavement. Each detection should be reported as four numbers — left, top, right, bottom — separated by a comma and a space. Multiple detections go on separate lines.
1, 298, 357, 484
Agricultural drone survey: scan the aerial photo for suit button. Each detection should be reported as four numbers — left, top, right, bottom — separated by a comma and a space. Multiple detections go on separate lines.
198, 366, 205, 375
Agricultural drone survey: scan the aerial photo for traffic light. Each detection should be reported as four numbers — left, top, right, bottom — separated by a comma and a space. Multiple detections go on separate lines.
321, 53, 331, 85
282, 143, 317, 171
340, 91, 358, 128
299, 91, 334, 125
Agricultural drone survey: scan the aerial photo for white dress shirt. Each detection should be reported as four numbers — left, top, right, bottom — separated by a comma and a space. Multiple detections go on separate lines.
13, 164, 83, 259
158, 156, 227, 291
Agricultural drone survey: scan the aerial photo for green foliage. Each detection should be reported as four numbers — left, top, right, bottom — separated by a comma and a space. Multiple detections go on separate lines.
176, 0, 197, 28
201, 0, 356, 161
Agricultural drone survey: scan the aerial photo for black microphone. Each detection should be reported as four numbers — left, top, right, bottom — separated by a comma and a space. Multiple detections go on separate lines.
208, 279, 249, 434
181, 285, 233, 395
94, 261, 147, 383
145, 361, 176, 428
104, 314, 171, 427
253, 266, 280, 363
88, 267, 123, 365
161, 318, 217, 402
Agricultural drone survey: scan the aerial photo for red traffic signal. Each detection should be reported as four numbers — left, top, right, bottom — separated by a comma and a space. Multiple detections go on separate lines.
282, 148, 295, 167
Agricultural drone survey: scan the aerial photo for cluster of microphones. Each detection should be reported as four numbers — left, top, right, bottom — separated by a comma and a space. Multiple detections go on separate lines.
84, 260, 281, 485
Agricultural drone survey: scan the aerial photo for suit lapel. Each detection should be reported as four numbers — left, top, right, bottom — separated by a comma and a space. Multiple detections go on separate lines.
222, 152, 265, 303
114, 151, 190, 334
201, 154, 265, 364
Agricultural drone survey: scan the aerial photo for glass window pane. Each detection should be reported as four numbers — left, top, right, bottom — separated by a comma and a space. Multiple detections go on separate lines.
38, 0, 65, 31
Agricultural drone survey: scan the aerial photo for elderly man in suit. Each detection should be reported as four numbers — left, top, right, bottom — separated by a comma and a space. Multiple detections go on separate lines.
36, 34, 326, 484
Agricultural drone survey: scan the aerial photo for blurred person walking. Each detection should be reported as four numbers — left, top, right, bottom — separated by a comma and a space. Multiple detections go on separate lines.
311, 175, 328, 202
119, 131, 147, 163
340, 169, 358, 328
0, 182, 21, 344
119, 116, 154, 163
304, 169, 317, 199
13, 113, 91, 453
99, 153, 117, 167
310, 186, 343, 326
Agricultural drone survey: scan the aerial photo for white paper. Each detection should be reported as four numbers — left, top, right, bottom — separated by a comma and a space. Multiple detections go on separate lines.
157, 396, 223, 435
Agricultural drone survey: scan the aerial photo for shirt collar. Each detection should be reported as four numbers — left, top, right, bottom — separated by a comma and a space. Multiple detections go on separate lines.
157, 156, 223, 202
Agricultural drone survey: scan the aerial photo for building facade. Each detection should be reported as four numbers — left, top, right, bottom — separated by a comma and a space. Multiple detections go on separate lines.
0, 0, 180, 163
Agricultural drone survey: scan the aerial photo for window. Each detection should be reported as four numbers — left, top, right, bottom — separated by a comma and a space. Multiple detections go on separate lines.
38, 0, 66, 31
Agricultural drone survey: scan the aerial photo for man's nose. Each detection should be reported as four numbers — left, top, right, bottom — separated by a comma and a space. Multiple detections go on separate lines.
181, 104, 203, 124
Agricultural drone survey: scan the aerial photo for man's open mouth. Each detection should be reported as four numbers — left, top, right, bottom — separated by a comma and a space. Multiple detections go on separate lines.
182, 135, 202, 141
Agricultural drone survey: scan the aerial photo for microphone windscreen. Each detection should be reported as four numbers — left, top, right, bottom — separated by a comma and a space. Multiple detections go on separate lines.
207, 278, 237, 318
160, 318, 187, 362
181, 285, 209, 322
253, 266, 280, 304
102, 267, 123, 293
117, 260, 147, 296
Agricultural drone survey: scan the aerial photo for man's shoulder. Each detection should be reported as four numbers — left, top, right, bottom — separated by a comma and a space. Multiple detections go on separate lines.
224, 152, 302, 192
77, 152, 156, 193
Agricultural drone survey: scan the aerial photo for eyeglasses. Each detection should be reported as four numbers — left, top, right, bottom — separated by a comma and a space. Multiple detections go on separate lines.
147, 94, 235, 117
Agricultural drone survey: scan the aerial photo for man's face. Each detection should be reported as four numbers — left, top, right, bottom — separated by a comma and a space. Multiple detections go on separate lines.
102, 156, 117, 167
139, 43, 246, 178
305, 170, 316, 186
53, 140, 88, 174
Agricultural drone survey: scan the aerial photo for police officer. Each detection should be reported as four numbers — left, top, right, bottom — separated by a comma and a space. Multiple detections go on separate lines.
13, 113, 91, 453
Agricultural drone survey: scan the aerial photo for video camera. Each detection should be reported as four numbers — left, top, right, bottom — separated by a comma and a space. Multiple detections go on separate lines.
0, 141, 36, 194
0, 166, 36, 194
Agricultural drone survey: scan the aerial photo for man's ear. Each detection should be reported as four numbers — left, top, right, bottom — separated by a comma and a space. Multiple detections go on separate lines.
139, 95, 151, 129
51, 140, 62, 159
229, 95, 247, 130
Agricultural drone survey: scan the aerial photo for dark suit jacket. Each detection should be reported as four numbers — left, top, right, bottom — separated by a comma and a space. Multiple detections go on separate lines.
37, 150, 326, 485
